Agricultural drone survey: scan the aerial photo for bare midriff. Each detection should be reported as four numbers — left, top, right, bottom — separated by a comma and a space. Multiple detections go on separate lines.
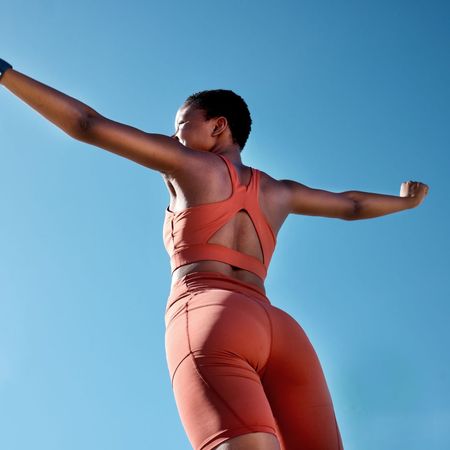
172, 260, 266, 294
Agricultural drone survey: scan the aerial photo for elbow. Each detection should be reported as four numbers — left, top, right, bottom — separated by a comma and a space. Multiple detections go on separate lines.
344, 200, 361, 221
67, 112, 97, 141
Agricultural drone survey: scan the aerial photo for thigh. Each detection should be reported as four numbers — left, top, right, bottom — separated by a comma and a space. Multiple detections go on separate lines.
165, 288, 281, 450
262, 306, 344, 450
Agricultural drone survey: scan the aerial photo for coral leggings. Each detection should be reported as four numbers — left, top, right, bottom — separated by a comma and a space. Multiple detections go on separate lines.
164, 272, 343, 450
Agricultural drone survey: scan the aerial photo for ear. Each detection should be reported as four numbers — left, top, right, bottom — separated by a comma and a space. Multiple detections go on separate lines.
211, 116, 228, 137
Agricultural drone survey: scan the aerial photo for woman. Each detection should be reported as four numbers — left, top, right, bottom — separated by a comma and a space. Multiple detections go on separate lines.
0, 58, 429, 450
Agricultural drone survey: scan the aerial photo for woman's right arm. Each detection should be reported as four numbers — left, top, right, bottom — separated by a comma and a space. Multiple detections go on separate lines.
0, 62, 193, 175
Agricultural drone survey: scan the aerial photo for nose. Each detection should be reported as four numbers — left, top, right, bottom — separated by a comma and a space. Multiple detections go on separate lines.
171, 134, 179, 141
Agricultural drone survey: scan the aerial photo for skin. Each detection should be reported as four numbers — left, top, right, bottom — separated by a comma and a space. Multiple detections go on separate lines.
0, 67, 429, 449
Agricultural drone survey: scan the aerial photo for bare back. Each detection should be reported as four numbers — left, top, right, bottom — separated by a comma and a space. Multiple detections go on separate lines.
162, 152, 292, 291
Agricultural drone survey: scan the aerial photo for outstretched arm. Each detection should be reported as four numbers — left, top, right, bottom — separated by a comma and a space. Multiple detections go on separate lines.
282, 179, 429, 220
0, 59, 193, 174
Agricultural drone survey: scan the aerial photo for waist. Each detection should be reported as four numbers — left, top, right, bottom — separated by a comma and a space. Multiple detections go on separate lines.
169, 244, 268, 280
166, 271, 270, 313
172, 260, 265, 289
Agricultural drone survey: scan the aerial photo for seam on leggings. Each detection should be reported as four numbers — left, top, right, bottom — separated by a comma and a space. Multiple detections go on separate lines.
171, 353, 191, 387
226, 289, 274, 377
257, 303, 273, 380
169, 290, 199, 385
185, 298, 249, 429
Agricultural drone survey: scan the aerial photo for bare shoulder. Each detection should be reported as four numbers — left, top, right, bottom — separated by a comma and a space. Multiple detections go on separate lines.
258, 169, 292, 206
256, 169, 294, 228
165, 150, 224, 183
162, 152, 234, 210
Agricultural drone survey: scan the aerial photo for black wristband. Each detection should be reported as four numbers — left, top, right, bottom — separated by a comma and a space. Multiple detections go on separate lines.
0, 58, 13, 80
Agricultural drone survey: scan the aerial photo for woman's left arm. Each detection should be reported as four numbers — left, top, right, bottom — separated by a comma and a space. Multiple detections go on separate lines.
341, 181, 429, 220
282, 179, 429, 220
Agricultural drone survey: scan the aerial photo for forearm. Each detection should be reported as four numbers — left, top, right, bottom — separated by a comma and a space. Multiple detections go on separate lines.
342, 190, 416, 220
0, 68, 100, 138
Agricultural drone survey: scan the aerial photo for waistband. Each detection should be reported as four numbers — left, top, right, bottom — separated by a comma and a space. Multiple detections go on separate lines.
166, 271, 271, 313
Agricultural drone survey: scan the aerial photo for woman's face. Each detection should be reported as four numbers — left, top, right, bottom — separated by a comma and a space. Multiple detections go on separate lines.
173, 104, 215, 152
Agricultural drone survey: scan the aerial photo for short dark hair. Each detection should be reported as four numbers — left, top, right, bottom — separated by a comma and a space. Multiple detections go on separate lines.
184, 89, 252, 150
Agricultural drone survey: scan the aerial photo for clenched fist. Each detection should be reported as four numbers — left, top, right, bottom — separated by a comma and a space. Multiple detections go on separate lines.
400, 181, 429, 206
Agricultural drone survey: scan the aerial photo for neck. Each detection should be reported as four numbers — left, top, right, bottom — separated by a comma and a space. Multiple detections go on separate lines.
210, 144, 243, 165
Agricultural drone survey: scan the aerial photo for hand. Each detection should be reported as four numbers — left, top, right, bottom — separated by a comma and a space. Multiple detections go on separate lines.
400, 180, 429, 206
0, 58, 13, 81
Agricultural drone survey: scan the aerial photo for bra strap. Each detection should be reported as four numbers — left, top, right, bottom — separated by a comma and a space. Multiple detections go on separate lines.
217, 154, 239, 188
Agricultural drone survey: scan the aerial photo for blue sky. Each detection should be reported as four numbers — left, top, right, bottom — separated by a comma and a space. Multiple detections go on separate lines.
1, 1, 449, 449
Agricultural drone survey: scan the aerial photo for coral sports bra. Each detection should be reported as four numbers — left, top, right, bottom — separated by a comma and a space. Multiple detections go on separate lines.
163, 154, 277, 280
